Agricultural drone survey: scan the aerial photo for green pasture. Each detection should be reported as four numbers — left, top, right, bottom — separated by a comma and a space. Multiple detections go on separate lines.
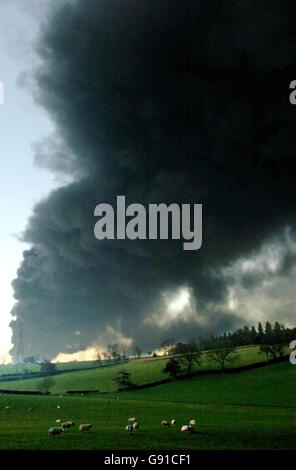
0, 360, 295, 450
0, 345, 282, 394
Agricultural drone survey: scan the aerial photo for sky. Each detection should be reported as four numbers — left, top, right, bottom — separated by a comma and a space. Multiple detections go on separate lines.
1, 0, 296, 363
0, 0, 61, 363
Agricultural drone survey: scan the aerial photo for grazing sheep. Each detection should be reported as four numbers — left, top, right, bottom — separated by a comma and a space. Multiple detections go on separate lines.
57, 405, 61, 409
62, 421, 75, 429
189, 419, 196, 426
5, 406, 10, 410
126, 425, 133, 433
128, 417, 136, 423
132, 422, 139, 431
56, 419, 61, 424
171, 419, 176, 425
49, 426, 64, 437
161, 420, 170, 427
79, 423, 92, 431
181, 425, 193, 434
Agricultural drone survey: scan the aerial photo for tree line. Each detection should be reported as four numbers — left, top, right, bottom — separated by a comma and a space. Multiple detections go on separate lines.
199, 321, 295, 350
158, 321, 293, 381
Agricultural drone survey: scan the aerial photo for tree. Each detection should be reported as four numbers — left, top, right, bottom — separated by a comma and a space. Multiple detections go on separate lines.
270, 322, 285, 358
242, 326, 251, 345
159, 338, 175, 356
96, 352, 102, 365
271, 342, 285, 359
257, 322, 264, 344
37, 377, 55, 394
172, 339, 202, 376
206, 341, 239, 370
106, 344, 119, 364
162, 357, 181, 379
112, 369, 136, 391
199, 333, 216, 350
40, 361, 57, 375
103, 350, 111, 364
249, 326, 258, 344
258, 343, 274, 362
133, 345, 142, 357
122, 349, 129, 361
23, 356, 38, 364
264, 322, 273, 344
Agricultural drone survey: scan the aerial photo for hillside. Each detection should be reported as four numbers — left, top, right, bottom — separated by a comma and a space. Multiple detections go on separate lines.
0, 345, 289, 394
110, 361, 296, 408
0, 360, 294, 450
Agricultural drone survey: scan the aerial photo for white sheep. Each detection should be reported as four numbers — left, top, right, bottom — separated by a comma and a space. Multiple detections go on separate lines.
171, 419, 176, 425
181, 424, 193, 434
62, 421, 75, 429
132, 422, 139, 431
57, 405, 61, 409
49, 426, 64, 437
56, 419, 61, 424
126, 424, 133, 433
161, 420, 170, 427
189, 419, 196, 426
79, 423, 92, 431
128, 417, 136, 423
5, 406, 10, 410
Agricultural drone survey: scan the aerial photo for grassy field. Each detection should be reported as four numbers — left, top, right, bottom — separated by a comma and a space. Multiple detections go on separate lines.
0, 345, 281, 394
110, 361, 296, 407
0, 360, 295, 450
0, 359, 115, 376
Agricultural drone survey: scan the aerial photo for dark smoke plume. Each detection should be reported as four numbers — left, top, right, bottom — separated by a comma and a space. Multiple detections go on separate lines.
10, 0, 296, 358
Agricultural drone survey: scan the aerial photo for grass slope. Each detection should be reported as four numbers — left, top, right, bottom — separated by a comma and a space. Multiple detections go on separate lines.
0, 360, 113, 377
0, 361, 295, 450
110, 361, 296, 407
0, 345, 282, 394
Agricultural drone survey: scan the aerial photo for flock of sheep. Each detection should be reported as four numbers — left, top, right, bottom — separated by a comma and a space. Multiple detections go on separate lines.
125, 417, 196, 434
48, 404, 93, 437
49, 421, 92, 436
49, 413, 197, 438
5, 403, 196, 439
162, 418, 196, 434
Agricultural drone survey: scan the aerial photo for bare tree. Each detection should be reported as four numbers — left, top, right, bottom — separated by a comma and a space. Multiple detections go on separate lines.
106, 344, 120, 363
133, 345, 142, 357
258, 343, 274, 361
172, 340, 202, 375
206, 342, 239, 370
159, 338, 175, 356
37, 377, 56, 394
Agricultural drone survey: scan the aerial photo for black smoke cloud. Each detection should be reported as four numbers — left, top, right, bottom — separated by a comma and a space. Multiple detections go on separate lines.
10, 0, 296, 358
